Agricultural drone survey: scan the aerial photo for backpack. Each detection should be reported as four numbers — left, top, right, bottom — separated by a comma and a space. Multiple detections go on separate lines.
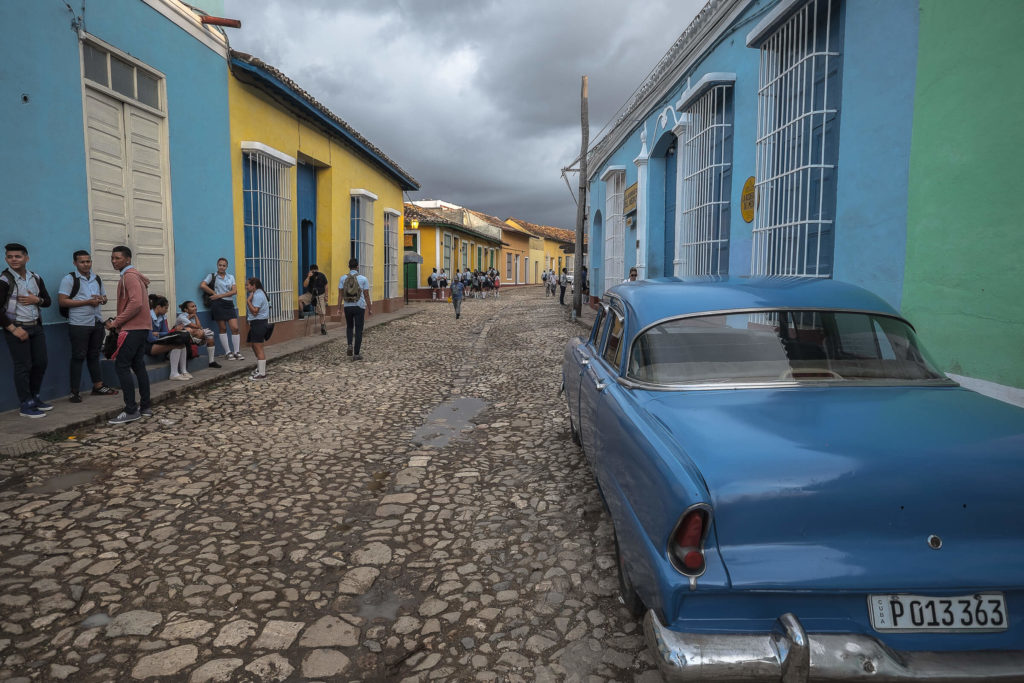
342, 273, 362, 303
1, 268, 41, 320
542, 272, 548, 282
59, 271, 103, 318
201, 273, 215, 307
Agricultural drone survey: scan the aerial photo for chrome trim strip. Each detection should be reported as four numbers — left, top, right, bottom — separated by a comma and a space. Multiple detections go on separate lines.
617, 377, 959, 392
644, 609, 1024, 683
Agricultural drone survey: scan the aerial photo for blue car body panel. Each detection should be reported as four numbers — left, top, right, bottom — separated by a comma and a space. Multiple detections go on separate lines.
564, 277, 1024, 656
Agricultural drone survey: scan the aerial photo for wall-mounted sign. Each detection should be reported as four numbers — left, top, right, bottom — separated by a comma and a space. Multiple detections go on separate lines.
403, 234, 414, 248
624, 182, 638, 215
741, 176, 757, 223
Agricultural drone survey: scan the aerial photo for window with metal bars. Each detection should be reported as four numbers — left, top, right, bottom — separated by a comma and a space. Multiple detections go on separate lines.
603, 170, 625, 289
752, 0, 843, 278
444, 234, 452, 274
351, 195, 375, 286
242, 151, 294, 324
679, 85, 733, 276
383, 212, 398, 299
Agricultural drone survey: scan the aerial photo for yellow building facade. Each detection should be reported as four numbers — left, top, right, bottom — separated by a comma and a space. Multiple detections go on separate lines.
403, 202, 503, 297
227, 51, 418, 340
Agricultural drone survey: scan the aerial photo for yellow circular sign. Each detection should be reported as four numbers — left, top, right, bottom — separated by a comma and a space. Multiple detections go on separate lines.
741, 176, 757, 223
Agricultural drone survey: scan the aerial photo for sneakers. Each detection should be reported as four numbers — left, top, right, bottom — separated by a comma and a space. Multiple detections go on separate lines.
169, 374, 189, 381
232, 352, 245, 361
140, 406, 153, 417
31, 396, 53, 411
91, 385, 118, 396
69, 392, 82, 403
346, 345, 353, 356
249, 370, 267, 381
208, 361, 222, 369
181, 372, 193, 379
321, 324, 327, 335
19, 402, 46, 418
108, 410, 141, 424
352, 354, 363, 361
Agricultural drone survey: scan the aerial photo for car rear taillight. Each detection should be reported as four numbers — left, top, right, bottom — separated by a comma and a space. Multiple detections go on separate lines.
669, 507, 709, 576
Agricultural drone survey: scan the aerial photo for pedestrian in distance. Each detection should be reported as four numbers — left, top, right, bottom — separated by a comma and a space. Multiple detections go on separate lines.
1, 243, 53, 418
624, 267, 638, 283
301, 264, 329, 335
58, 250, 119, 403
559, 268, 568, 305
176, 300, 220, 368
244, 277, 271, 380
199, 257, 244, 360
147, 294, 190, 381
438, 268, 449, 301
339, 257, 371, 361
428, 268, 439, 301
450, 275, 466, 320
106, 245, 153, 424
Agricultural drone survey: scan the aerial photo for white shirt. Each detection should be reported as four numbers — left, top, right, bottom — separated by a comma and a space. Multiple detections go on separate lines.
59, 271, 104, 326
213, 272, 235, 295
248, 289, 269, 320
339, 271, 370, 309
11, 271, 40, 323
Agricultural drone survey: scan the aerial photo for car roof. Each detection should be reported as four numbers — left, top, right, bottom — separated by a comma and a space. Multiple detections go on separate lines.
606, 276, 902, 331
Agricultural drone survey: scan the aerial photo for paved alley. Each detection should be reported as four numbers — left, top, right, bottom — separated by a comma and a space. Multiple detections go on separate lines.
0, 288, 662, 682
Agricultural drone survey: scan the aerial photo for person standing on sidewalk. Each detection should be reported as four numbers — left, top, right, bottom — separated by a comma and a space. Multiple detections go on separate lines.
301, 264, 329, 335
105, 246, 152, 424
244, 277, 271, 380
558, 268, 568, 305
450, 275, 465, 320
200, 258, 244, 360
339, 257, 371, 361
58, 250, 118, 403
1, 243, 53, 418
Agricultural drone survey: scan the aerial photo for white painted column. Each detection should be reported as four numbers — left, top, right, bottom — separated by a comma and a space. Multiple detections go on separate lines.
634, 128, 650, 279
672, 120, 687, 276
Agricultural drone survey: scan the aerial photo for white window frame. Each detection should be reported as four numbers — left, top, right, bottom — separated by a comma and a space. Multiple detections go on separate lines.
602, 167, 626, 290
351, 189, 376, 287
678, 79, 733, 276
750, 0, 840, 277
383, 208, 401, 300
242, 144, 296, 324
444, 233, 453, 274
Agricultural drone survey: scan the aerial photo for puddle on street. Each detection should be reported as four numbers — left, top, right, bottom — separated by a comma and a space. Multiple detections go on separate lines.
412, 397, 488, 448
28, 470, 100, 493
354, 583, 411, 622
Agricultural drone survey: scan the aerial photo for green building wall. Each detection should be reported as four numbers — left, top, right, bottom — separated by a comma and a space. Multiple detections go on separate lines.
903, 0, 1024, 391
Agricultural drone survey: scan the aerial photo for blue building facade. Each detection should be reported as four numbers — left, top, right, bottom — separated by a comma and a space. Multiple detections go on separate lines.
0, 0, 234, 412
586, 0, 918, 308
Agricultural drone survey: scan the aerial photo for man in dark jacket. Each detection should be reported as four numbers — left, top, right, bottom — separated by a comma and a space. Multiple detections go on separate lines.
1, 243, 52, 418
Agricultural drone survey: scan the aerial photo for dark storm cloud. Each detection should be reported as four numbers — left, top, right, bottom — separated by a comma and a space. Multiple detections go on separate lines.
223, 0, 706, 227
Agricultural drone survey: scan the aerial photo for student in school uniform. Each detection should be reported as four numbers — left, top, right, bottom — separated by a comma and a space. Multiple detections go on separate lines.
199, 257, 244, 360
244, 277, 271, 380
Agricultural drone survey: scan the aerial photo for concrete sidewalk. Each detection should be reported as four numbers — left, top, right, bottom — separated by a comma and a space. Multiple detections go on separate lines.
0, 306, 421, 457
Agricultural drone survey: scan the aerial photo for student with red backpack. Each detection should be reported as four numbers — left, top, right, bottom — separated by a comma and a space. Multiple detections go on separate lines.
1, 243, 52, 418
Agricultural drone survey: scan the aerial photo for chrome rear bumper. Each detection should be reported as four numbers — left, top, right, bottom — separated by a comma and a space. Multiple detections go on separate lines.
644, 609, 1024, 682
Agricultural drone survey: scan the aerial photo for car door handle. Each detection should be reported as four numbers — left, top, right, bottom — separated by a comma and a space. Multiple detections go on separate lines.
580, 358, 590, 367
587, 366, 606, 392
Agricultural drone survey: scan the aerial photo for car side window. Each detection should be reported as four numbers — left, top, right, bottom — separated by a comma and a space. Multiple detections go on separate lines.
589, 306, 606, 346
602, 310, 624, 368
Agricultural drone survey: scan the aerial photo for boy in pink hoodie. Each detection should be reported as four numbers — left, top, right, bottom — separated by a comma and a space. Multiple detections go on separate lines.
104, 246, 152, 424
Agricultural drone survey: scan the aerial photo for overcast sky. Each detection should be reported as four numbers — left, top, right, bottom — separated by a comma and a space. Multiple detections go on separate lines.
222, 0, 706, 228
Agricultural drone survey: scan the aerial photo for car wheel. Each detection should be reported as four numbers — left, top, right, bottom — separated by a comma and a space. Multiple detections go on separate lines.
565, 392, 581, 445
614, 532, 644, 618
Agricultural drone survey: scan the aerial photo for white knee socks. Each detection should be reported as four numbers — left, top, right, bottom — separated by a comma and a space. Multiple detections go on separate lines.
232, 334, 241, 354
218, 333, 229, 354
178, 347, 189, 375
207, 345, 215, 362
169, 348, 184, 377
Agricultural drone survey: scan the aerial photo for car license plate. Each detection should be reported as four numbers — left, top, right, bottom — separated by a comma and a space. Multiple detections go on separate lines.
868, 593, 1008, 632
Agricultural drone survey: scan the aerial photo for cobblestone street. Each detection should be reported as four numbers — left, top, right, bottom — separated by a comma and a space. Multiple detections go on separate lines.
0, 288, 662, 682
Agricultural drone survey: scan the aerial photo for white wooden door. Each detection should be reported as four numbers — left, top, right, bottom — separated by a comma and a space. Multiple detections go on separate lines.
84, 89, 171, 315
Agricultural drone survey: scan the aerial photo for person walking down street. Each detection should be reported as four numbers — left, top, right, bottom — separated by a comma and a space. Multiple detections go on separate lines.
558, 268, 568, 305
339, 257, 371, 361
450, 275, 466, 320
200, 258, 244, 360
176, 300, 220, 369
244, 277, 271, 380
106, 245, 152, 424
301, 264, 329, 335
1, 243, 52, 418
58, 249, 118, 403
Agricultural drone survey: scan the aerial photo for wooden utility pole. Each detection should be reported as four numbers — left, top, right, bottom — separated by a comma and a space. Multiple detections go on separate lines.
571, 76, 589, 318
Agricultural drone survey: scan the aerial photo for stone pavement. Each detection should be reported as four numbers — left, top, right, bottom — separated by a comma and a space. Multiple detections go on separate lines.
0, 307, 420, 459
0, 287, 663, 682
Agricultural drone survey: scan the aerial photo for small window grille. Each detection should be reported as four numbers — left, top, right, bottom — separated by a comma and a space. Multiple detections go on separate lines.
604, 171, 625, 289
351, 195, 375, 286
444, 234, 453, 274
679, 85, 733, 276
242, 151, 294, 324
752, 0, 843, 277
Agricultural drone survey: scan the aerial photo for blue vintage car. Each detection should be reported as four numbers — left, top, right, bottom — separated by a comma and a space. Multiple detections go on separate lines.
562, 277, 1024, 682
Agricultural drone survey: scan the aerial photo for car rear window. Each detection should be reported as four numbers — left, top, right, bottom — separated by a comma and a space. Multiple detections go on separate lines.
627, 310, 949, 386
